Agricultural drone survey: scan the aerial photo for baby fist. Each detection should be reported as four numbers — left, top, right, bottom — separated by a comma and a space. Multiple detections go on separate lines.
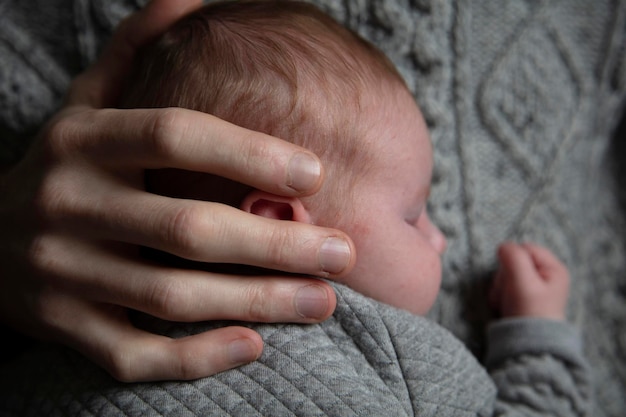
490, 242, 570, 321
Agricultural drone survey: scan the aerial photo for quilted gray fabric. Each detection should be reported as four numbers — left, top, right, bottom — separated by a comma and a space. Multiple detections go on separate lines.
0, 283, 593, 416
0, 0, 625, 416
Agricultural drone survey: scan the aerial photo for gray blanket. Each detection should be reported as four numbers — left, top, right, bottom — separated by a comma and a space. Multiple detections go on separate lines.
0, 283, 591, 416
1, 0, 625, 416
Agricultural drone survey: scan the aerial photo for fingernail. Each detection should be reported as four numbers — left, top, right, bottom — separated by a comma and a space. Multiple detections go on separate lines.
228, 339, 259, 365
295, 285, 329, 319
319, 237, 351, 275
287, 152, 321, 192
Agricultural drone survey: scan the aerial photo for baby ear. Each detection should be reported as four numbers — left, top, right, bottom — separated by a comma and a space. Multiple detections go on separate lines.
240, 190, 312, 223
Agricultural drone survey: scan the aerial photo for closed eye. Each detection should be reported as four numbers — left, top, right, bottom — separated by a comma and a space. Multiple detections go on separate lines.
405, 205, 424, 226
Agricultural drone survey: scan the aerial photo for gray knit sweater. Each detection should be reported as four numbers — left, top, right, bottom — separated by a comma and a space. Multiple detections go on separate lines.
0, 283, 590, 416
1, 0, 624, 415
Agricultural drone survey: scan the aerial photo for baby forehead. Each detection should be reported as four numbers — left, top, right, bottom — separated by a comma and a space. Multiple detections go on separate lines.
293, 79, 430, 172
329, 127, 432, 185
353, 93, 431, 152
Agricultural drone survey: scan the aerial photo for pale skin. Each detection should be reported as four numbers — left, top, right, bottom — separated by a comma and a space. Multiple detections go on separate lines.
0, 0, 568, 384
235, 87, 571, 322
491, 242, 570, 321
232, 87, 448, 317
0, 0, 355, 382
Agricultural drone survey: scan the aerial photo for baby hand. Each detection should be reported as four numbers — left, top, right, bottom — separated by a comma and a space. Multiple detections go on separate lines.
490, 242, 570, 321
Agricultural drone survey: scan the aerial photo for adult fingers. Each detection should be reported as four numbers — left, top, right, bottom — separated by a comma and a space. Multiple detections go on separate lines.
118, 326, 263, 381
31, 236, 337, 322
67, 0, 203, 107
45, 294, 263, 382
41, 166, 353, 276
100, 196, 354, 277
51, 107, 323, 196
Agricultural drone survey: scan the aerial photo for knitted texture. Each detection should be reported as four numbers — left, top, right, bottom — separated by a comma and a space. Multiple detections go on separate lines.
1, 284, 593, 416
0, 0, 625, 415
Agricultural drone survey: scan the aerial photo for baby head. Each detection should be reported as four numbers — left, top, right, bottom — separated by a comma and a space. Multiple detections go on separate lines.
122, 0, 446, 315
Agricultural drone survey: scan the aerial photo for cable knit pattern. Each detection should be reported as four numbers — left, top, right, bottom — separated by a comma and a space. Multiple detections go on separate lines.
0, 0, 625, 415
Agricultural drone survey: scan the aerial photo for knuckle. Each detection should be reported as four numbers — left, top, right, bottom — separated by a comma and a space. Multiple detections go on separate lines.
172, 354, 202, 381
263, 226, 298, 271
27, 235, 61, 279
31, 169, 74, 221
243, 282, 281, 322
40, 112, 85, 159
163, 204, 203, 257
103, 346, 136, 383
238, 130, 275, 176
147, 108, 186, 159
145, 274, 190, 320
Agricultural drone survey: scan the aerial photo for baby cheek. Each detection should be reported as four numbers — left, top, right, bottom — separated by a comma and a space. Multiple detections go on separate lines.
410, 241, 443, 314
372, 238, 443, 315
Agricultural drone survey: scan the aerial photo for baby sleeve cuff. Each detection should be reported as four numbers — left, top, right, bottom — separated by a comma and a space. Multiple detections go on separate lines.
485, 317, 585, 370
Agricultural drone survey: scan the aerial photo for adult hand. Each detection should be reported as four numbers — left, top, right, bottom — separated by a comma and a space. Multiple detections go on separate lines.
0, 0, 355, 382
490, 242, 569, 321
